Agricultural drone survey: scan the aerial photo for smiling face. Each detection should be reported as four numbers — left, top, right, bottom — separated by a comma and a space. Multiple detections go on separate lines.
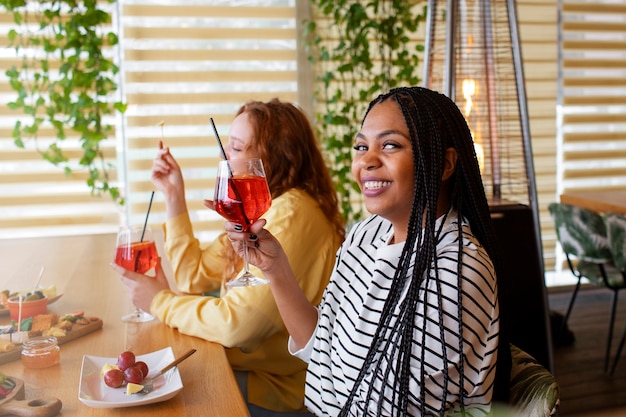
352, 99, 415, 239
224, 112, 260, 161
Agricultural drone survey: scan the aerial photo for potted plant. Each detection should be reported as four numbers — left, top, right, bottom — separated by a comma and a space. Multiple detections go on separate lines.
1, 0, 127, 204
304, 0, 427, 223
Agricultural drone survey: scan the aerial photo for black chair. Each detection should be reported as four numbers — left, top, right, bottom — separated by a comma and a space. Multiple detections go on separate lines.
548, 202, 626, 372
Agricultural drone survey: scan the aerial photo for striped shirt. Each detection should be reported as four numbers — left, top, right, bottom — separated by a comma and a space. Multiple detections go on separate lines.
292, 211, 499, 416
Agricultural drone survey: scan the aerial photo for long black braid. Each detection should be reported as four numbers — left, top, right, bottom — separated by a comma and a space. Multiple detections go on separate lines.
338, 87, 510, 416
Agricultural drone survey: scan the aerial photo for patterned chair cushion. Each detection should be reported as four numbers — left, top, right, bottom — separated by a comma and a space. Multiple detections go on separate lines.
549, 202, 610, 262
507, 344, 560, 417
604, 212, 626, 272
549, 202, 624, 288
578, 260, 624, 288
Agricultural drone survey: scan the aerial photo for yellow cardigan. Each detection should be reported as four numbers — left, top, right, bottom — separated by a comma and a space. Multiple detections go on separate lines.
150, 188, 342, 412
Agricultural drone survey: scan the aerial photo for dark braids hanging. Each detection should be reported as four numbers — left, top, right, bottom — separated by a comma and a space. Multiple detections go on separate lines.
338, 87, 510, 416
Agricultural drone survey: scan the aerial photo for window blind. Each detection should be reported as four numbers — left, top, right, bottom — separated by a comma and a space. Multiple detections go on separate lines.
557, 0, 626, 191
554, 0, 626, 278
517, 0, 560, 278
118, 0, 299, 243
0, 0, 299, 242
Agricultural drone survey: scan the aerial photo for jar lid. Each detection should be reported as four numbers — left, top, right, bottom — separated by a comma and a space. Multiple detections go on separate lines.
22, 336, 59, 352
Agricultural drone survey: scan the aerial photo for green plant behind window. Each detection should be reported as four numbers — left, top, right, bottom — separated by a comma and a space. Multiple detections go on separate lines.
304, 0, 426, 223
2, 0, 127, 204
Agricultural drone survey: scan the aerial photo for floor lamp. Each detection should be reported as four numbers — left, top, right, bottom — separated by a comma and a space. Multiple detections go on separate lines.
422, 0, 554, 372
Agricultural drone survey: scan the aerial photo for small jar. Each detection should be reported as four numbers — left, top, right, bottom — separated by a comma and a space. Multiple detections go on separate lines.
21, 336, 61, 369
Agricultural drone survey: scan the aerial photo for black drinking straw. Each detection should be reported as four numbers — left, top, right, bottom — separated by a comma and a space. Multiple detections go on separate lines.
135, 190, 155, 271
209, 117, 250, 226
210, 117, 228, 161
140, 191, 155, 242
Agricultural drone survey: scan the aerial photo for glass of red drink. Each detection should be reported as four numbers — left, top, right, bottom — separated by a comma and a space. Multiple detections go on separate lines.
214, 158, 271, 288
114, 225, 158, 322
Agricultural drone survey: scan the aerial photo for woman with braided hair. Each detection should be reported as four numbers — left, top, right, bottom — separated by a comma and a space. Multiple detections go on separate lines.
224, 86, 510, 416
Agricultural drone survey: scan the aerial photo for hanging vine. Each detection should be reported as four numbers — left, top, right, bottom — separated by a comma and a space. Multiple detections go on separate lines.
1, 0, 126, 204
304, 0, 427, 223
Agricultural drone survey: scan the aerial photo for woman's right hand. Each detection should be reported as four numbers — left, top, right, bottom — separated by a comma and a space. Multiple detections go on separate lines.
110, 257, 171, 313
224, 219, 288, 278
151, 140, 185, 195
151, 140, 187, 217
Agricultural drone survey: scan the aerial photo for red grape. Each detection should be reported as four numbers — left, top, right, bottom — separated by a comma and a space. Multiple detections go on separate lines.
124, 366, 144, 384
117, 351, 136, 371
104, 369, 125, 388
134, 361, 149, 378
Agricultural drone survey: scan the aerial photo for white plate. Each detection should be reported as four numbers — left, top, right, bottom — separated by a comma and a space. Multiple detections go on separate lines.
78, 347, 183, 408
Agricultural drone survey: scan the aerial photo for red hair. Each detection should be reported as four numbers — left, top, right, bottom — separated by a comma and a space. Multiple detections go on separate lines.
235, 99, 344, 238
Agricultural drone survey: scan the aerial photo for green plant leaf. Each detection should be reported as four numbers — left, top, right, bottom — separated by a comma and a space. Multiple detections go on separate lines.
306, 0, 425, 223
3, 0, 126, 205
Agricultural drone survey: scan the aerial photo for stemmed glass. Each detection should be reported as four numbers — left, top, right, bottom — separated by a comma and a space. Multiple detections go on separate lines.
114, 225, 158, 322
214, 158, 271, 288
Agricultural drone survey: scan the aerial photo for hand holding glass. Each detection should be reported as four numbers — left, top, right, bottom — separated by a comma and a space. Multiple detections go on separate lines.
114, 225, 158, 322
214, 158, 271, 288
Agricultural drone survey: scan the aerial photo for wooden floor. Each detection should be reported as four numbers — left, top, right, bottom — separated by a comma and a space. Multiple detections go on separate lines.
548, 285, 626, 416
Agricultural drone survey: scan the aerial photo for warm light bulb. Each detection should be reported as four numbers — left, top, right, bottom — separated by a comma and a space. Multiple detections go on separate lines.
474, 141, 485, 174
462, 79, 475, 117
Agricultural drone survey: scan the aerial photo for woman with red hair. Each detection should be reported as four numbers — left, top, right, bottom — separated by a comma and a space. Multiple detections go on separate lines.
111, 98, 345, 417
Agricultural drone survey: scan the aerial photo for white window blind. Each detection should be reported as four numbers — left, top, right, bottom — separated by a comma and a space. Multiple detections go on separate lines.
119, 0, 299, 242
557, 0, 626, 193
553, 0, 626, 279
0, 0, 299, 241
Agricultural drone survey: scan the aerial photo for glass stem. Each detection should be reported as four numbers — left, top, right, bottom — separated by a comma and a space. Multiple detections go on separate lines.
243, 241, 251, 277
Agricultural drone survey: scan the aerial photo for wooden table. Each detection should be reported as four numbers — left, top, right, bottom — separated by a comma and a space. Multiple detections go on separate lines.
560, 189, 626, 215
0, 233, 250, 417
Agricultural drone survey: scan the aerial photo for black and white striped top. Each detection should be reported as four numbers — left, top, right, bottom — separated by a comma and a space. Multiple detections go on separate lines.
292, 211, 499, 416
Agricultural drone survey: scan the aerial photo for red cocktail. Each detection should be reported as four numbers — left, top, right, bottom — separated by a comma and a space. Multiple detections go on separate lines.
214, 159, 271, 288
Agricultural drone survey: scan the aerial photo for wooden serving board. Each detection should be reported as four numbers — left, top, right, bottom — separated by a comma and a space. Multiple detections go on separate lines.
0, 377, 62, 417
0, 318, 103, 365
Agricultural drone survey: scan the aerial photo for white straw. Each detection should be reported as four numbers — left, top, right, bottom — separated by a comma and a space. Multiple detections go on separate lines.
17, 294, 22, 329
33, 266, 45, 291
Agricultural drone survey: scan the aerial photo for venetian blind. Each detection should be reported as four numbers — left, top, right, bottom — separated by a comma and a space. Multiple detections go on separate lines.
119, 0, 299, 242
554, 0, 626, 274
517, 0, 560, 280
0, 0, 299, 241
557, 0, 626, 192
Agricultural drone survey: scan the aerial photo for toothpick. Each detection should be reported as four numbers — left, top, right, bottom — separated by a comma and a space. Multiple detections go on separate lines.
17, 294, 22, 331
157, 120, 165, 141
33, 266, 45, 291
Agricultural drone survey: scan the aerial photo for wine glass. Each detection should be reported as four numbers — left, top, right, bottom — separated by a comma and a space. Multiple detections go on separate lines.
114, 225, 158, 322
214, 158, 272, 288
